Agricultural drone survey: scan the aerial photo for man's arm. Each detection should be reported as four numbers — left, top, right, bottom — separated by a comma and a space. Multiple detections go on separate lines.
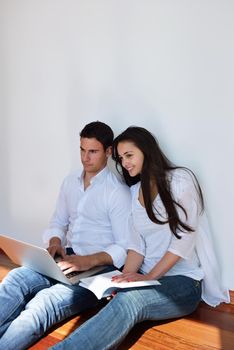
57, 252, 113, 274
102, 185, 132, 268
43, 177, 70, 250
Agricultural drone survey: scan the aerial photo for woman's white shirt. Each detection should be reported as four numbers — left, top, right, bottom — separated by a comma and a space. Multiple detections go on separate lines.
128, 169, 230, 307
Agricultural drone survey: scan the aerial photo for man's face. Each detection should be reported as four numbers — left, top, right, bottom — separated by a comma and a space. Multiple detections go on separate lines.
80, 137, 111, 176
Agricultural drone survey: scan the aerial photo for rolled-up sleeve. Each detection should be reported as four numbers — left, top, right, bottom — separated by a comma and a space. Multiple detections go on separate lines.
127, 214, 146, 256
103, 185, 132, 268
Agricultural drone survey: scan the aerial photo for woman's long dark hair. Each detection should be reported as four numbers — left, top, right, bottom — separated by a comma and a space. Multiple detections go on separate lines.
112, 126, 204, 238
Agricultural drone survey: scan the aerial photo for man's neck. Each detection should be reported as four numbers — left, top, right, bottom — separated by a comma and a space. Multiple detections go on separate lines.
83, 172, 93, 190
83, 166, 106, 190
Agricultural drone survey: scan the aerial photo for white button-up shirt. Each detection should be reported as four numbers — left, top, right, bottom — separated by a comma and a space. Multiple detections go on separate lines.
43, 167, 132, 268
128, 169, 230, 306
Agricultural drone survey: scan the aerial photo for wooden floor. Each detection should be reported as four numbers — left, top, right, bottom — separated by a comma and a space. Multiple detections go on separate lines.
0, 249, 233, 350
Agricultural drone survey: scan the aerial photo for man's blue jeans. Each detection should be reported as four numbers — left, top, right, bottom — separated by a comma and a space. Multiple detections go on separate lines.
0, 265, 111, 350
50, 275, 202, 350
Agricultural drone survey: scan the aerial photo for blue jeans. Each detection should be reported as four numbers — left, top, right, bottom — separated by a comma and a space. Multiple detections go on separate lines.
0, 264, 114, 350
50, 275, 201, 350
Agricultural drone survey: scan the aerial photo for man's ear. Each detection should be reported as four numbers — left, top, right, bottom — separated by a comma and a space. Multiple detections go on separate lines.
106, 146, 112, 157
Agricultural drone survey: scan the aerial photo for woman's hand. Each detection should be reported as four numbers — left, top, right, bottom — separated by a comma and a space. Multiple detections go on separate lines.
112, 272, 153, 283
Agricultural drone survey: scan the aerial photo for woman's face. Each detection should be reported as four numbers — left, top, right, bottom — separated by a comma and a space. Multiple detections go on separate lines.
117, 141, 144, 177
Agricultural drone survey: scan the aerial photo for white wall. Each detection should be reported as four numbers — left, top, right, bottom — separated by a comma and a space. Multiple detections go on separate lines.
1, 0, 233, 289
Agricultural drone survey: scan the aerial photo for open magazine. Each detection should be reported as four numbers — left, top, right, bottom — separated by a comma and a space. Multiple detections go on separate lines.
79, 270, 161, 300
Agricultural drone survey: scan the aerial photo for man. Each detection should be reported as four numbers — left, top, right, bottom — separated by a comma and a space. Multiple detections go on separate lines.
0, 121, 131, 350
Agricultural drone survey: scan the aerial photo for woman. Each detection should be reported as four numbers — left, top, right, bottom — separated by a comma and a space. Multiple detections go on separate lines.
50, 126, 229, 350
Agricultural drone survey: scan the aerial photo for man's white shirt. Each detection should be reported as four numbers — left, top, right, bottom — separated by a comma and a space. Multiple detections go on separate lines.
43, 167, 131, 268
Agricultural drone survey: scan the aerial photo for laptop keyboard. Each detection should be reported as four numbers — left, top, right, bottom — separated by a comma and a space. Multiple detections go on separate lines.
54, 248, 84, 279
66, 271, 83, 279
54, 255, 83, 279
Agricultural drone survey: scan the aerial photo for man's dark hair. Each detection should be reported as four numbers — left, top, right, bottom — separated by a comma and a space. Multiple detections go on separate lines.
80, 121, 114, 150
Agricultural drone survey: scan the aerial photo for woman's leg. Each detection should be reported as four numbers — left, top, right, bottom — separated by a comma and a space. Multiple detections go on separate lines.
50, 275, 201, 350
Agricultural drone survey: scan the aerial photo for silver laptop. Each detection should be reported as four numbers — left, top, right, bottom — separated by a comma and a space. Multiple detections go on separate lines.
0, 234, 106, 285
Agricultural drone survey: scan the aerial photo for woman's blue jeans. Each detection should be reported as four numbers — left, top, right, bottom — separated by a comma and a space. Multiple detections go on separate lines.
50, 275, 202, 350
0, 266, 109, 350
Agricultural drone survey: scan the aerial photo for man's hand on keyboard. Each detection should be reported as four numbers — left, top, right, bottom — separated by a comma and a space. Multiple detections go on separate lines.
57, 254, 93, 274
47, 237, 66, 259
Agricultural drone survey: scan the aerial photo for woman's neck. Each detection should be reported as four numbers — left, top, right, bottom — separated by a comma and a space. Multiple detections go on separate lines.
139, 180, 158, 207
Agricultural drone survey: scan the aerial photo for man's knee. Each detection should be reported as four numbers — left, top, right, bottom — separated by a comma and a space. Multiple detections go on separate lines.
2, 267, 28, 284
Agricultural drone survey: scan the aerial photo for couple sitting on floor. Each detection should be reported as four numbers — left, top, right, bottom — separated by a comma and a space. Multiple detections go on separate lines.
0, 121, 229, 350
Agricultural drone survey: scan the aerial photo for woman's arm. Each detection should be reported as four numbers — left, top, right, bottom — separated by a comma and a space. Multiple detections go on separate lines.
113, 250, 180, 282
122, 250, 144, 273
147, 251, 180, 279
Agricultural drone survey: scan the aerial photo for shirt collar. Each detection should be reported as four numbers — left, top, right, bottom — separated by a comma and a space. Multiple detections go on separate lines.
77, 166, 109, 186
